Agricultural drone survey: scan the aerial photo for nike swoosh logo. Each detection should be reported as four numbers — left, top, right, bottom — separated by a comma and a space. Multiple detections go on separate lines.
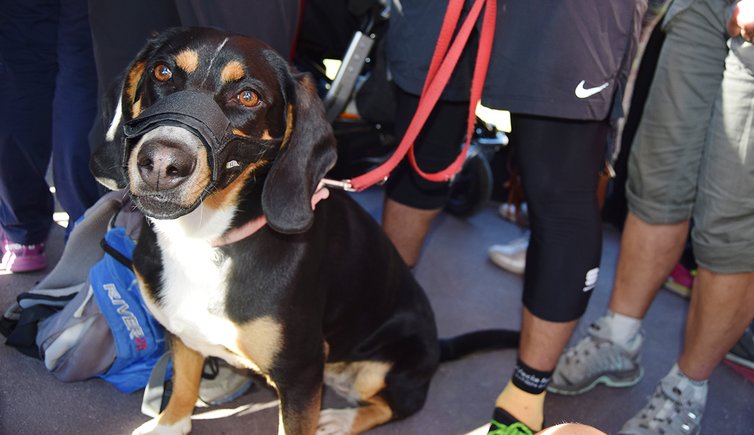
575, 80, 609, 99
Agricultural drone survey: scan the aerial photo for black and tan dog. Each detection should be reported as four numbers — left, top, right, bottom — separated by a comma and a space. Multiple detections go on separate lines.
91, 27, 518, 435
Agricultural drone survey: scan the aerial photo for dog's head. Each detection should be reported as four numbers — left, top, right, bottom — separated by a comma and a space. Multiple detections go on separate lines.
91, 27, 336, 234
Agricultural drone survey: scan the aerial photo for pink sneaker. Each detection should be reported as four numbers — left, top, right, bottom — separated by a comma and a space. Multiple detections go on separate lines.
1, 241, 48, 273
724, 360, 754, 383
664, 263, 695, 298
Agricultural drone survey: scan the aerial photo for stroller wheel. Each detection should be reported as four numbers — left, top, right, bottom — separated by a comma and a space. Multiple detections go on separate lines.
445, 151, 493, 217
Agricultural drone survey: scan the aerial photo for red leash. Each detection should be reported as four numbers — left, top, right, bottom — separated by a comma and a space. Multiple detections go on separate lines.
343, 0, 496, 191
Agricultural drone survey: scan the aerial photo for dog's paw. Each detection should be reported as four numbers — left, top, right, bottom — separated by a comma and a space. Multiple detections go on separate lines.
131, 416, 191, 435
317, 408, 356, 435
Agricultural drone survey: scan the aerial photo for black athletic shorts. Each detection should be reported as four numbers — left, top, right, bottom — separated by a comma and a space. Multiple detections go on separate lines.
384, 88, 469, 210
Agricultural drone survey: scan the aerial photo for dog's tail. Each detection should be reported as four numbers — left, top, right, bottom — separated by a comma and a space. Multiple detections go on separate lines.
438, 329, 520, 362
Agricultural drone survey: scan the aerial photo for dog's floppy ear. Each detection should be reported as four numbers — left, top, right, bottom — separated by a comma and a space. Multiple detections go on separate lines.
262, 73, 337, 234
90, 75, 130, 190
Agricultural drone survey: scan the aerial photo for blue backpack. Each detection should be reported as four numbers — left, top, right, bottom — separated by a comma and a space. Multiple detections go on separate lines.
90, 225, 168, 392
1, 191, 167, 393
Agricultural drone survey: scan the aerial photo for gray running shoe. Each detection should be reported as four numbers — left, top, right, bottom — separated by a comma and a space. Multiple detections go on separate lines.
618, 365, 706, 435
548, 316, 644, 395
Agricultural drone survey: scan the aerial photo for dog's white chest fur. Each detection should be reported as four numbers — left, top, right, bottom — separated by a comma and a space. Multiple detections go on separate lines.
144, 206, 250, 368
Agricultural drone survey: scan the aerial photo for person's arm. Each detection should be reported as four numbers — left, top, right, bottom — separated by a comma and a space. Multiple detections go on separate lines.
728, 0, 754, 40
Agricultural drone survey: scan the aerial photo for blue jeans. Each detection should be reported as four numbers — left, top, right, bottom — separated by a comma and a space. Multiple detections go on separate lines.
0, 0, 99, 244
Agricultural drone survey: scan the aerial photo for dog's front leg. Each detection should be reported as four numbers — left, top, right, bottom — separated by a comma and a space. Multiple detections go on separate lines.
133, 337, 204, 435
274, 364, 324, 435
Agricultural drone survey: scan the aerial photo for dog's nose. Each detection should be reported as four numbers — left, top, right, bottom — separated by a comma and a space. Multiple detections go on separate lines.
136, 140, 196, 190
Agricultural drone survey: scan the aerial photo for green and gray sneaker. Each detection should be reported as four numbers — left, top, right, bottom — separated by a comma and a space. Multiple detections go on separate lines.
548, 316, 644, 395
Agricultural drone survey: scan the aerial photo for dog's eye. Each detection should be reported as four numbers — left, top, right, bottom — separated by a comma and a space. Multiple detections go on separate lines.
237, 90, 260, 108
153, 64, 173, 82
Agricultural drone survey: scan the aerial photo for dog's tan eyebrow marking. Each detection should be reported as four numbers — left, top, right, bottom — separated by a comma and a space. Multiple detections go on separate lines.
220, 60, 245, 84
201, 37, 230, 86
175, 49, 199, 74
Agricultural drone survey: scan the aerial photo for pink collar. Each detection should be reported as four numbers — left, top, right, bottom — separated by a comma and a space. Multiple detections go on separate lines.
211, 214, 267, 247
211, 185, 331, 247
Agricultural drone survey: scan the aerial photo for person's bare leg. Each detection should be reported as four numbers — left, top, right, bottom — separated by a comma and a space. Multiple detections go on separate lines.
382, 198, 441, 267
609, 212, 689, 318
519, 308, 579, 371
678, 267, 754, 380
495, 307, 578, 431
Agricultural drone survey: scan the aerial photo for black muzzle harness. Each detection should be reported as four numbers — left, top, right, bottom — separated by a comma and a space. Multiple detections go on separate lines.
122, 90, 281, 206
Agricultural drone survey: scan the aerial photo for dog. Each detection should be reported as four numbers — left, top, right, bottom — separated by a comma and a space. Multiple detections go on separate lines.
90, 27, 519, 435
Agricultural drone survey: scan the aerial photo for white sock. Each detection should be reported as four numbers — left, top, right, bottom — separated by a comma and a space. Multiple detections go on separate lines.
603, 310, 641, 347
668, 363, 708, 406
671, 363, 708, 388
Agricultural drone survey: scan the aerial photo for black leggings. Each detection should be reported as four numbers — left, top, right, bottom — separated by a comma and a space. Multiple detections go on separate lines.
511, 114, 607, 322
386, 93, 607, 322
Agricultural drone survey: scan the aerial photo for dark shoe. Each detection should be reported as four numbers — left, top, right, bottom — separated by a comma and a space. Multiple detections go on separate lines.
488, 407, 535, 435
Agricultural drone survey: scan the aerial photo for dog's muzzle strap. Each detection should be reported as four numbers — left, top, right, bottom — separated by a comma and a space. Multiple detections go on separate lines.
124, 90, 232, 154
123, 90, 279, 190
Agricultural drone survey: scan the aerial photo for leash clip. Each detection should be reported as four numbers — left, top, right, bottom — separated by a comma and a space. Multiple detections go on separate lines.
320, 177, 388, 192
320, 178, 356, 192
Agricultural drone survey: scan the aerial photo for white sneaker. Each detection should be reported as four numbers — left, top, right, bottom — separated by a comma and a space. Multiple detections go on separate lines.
488, 231, 529, 275
197, 357, 254, 406
618, 365, 706, 435
497, 202, 528, 223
